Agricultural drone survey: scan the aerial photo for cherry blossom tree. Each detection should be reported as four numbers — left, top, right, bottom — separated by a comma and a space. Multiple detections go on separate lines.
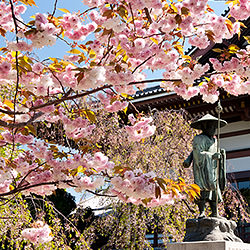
0, 0, 249, 245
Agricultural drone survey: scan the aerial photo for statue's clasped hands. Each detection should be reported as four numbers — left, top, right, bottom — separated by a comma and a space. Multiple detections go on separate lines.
212, 152, 221, 160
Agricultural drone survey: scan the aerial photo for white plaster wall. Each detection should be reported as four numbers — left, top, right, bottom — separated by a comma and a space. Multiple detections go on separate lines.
218, 121, 250, 173
220, 121, 250, 151
220, 135, 250, 151
220, 120, 250, 133
226, 157, 250, 173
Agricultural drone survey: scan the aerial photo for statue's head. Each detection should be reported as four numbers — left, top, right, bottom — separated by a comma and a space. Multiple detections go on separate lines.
190, 114, 227, 136
200, 121, 217, 137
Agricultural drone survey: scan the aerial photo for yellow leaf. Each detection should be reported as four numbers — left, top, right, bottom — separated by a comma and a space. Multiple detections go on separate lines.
190, 183, 200, 194
96, 143, 102, 148
225, 19, 233, 32
206, 4, 214, 12
3, 100, 14, 109
77, 165, 86, 173
212, 48, 223, 53
67, 49, 82, 54
239, 22, 247, 28
26, 125, 37, 136
115, 49, 125, 58
19, 0, 37, 6
170, 3, 178, 13
11, 51, 20, 57
243, 36, 250, 44
123, 106, 128, 114
228, 44, 240, 53
150, 37, 159, 45
225, 0, 239, 6
120, 93, 133, 99
188, 189, 199, 199
89, 50, 96, 59
179, 177, 185, 183
58, 8, 70, 13
116, 43, 122, 51
171, 187, 178, 196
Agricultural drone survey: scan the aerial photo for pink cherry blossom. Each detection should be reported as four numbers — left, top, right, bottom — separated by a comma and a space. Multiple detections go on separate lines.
21, 221, 53, 244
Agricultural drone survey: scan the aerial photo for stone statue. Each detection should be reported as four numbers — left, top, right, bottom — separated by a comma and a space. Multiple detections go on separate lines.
183, 114, 227, 218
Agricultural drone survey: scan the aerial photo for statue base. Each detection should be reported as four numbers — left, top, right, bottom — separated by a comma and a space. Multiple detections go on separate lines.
184, 217, 242, 242
167, 241, 250, 250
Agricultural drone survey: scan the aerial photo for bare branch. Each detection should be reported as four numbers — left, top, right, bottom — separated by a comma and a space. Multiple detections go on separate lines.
132, 54, 156, 74
79, 7, 97, 16
144, 7, 153, 24
86, 189, 117, 198
50, 0, 58, 19
0, 111, 44, 129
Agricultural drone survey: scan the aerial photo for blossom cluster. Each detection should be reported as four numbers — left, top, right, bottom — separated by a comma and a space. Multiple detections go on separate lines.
97, 89, 129, 112
0, 3, 26, 32
0, 140, 114, 196
110, 169, 182, 207
8, 13, 58, 51
61, 13, 97, 41
21, 221, 53, 245
125, 114, 156, 142
229, 0, 250, 20
61, 115, 96, 140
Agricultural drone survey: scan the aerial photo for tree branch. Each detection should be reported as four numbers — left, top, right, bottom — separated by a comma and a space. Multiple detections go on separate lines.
0, 180, 75, 197
79, 7, 97, 16
0, 111, 44, 129
50, 0, 58, 19
86, 189, 117, 198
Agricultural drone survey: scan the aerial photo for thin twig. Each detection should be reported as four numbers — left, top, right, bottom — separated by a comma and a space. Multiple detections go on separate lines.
132, 54, 156, 74
182, 199, 196, 213
144, 7, 153, 24
79, 7, 97, 16
18, 162, 46, 188
56, 34, 73, 47
15, 17, 34, 28
86, 189, 116, 198
50, 0, 58, 19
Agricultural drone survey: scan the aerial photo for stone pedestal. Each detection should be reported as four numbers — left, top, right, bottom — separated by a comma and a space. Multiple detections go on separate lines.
184, 217, 242, 242
167, 241, 250, 250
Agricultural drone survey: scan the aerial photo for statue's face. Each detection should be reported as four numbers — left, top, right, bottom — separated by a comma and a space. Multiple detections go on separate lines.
201, 121, 217, 137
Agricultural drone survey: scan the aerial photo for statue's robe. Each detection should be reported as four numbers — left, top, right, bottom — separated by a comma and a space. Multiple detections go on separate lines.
192, 134, 226, 202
